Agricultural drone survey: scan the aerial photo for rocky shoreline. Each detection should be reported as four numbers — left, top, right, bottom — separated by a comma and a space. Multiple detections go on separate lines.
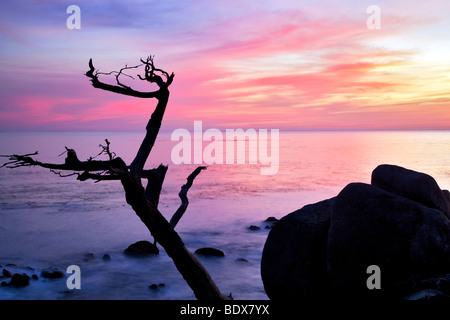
262, 164, 450, 301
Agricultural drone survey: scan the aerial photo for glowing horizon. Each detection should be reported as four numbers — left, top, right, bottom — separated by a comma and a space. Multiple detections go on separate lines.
1, 0, 449, 131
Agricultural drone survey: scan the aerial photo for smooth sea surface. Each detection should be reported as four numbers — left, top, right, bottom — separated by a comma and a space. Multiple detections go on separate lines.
0, 130, 449, 300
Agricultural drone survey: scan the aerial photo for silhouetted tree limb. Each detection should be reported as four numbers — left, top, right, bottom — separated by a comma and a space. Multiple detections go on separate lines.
144, 164, 168, 208
2, 56, 228, 300
0, 149, 125, 173
170, 166, 207, 228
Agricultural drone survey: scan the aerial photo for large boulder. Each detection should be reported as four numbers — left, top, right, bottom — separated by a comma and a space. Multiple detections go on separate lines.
372, 164, 450, 218
261, 198, 334, 300
261, 165, 450, 300
327, 182, 450, 298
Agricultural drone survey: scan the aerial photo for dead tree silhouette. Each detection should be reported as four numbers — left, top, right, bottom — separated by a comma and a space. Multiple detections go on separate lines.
1, 56, 228, 300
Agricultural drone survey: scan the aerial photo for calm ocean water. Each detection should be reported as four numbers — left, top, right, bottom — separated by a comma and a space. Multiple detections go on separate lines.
0, 130, 449, 299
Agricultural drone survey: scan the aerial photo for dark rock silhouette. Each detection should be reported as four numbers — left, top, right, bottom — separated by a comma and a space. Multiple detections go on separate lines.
41, 267, 65, 279
11, 273, 30, 286
2, 268, 12, 278
372, 164, 450, 218
195, 248, 225, 257
124, 240, 159, 256
261, 164, 450, 300
261, 197, 334, 299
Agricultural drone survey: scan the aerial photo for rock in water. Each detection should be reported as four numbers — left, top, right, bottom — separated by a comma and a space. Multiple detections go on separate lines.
372, 164, 450, 218
327, 182, 450, 297
2, 268, 12, 278
261, 198, 334, 300
261, 164, 450, 300
11, 273, 30, 287
124, 241, 159, 256
195, 247, 225, 257
41, 267, 65, 279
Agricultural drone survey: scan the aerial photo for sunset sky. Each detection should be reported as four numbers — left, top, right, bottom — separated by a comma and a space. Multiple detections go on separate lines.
0, 0, 449, 131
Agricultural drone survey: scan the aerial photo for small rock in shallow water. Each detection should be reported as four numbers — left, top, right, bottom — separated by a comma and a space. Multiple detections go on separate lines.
11, 273, 30, 287
195, 248, 225, 257
124, 241, 159, 256
102, 254, 111, 261
41, 267, 64, 279
2, 269, 12, 278
149, 284, 158, 290
248, 225, 261, 231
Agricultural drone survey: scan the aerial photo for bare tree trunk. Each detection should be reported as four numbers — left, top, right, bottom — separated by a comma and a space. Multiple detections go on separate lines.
120, 173, 226, 300
1, 56, 229, 300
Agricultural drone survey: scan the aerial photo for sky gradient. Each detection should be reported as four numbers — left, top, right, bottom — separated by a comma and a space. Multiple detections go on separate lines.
1, 0, 449, 131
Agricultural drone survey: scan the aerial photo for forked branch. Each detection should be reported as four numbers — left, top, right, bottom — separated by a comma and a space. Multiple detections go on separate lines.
170, 166, 207, 228
85, 56, 174, 98
1, 55, 228, 300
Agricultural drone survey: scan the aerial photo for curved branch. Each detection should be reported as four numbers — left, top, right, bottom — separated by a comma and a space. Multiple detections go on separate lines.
170, 166, 207, 228
86, 57, 174, 98
85, 58, 159, 98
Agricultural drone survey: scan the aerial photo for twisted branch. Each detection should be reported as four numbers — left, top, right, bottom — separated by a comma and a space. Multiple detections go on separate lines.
170, 166, 207, 228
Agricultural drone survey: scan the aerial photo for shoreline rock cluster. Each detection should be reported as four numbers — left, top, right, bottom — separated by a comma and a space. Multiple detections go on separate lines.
1, 264, 66, 287
261, 164, 450, 300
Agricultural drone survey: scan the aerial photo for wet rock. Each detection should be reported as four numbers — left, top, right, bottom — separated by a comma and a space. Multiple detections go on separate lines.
11, 273, 30, 287
148, 283, 165, 290
1, 281, 7, 287
261, 197, 334, 300
32, 274, 38, 280
2, 268, 12, 278
371, 164, 450, 218
261, 165, 450, 300
265, 217, 278, 222
236, 258, 249, 263
41, 267, 65, 279
102, 253, 111, 261
328, 182, 450, 297
149, 283, 158, 290
124, 241, 159, 257
195, 247, 225, 257
248, 225, 260, 231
